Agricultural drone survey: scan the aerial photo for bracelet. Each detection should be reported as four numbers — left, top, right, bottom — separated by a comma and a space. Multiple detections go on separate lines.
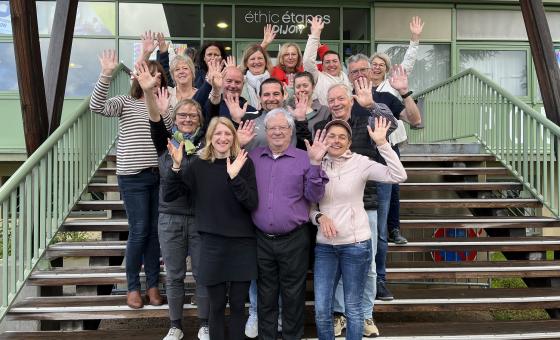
314, 213, 323, 224
401, 91, 413, 99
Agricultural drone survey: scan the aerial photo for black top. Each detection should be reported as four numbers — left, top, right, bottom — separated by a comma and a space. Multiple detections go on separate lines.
165, 157, 258, 238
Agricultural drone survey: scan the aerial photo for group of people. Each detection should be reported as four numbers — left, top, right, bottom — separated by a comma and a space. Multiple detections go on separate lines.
90, 15, 423, 340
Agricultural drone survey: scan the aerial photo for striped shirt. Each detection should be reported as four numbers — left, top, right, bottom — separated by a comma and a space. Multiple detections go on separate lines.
89, 78, 173, 176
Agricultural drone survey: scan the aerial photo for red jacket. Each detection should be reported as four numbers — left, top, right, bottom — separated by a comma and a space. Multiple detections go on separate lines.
271, 65, 304, 85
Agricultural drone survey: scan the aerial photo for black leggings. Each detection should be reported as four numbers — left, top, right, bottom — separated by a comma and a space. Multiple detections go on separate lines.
207, 281, 251, 340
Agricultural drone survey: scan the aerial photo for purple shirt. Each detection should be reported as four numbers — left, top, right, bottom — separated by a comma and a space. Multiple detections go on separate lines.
250, 145, 328, 234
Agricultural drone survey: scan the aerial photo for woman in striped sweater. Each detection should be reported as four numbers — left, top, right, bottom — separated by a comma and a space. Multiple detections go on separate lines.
90, 49, 173, 309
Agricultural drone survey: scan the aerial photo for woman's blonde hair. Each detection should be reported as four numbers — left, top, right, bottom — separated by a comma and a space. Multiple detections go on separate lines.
169, 55, 196, 85
198, 117, 240, 162
241, 44, 272, 75
277, 43, 302, 71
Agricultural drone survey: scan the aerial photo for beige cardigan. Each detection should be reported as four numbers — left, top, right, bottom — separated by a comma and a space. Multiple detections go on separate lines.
310, 143, 407, 245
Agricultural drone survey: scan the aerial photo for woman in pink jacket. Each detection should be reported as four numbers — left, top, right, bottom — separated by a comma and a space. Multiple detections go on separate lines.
310, 118, 407, 340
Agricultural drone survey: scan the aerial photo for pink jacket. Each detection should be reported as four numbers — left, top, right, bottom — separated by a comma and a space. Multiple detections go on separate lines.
310, 143, 407, 245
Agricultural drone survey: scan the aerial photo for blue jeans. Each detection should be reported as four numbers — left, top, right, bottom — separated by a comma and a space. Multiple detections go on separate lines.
333, 210, 378, 318
118, 169, 161, 292
314, 239, 372, 340
375, 183, 392, 282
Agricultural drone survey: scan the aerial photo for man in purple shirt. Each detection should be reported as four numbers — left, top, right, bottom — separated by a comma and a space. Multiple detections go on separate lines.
249, 108, 329, 340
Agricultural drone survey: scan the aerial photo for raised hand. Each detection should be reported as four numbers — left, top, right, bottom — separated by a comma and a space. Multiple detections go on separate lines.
308, 16, 324, 36
167, 139, 184, 168
222, 55, 237, 69
261, 24, 277, 49
388, 64, 409, 95
175, 45, 187, 56
304, 128, 329, 165
207, 59, 223, 90
99, 49, 118, 76
410, 16, 424, 42
156, 87, 170, 114
135, 61, 160, 91
367, 117, 390, 146
156, 32, 169, 53
236, 120, 257, 147
292, 93, 308, 121
224, 94, 247, 123
352, 78, 375, 109
140, 30, 157, 56
226, 149, 248, 179
318, 214, 336, 239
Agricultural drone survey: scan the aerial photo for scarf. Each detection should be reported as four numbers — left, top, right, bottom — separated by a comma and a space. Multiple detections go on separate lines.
245, 70, 270, 110
171, 125, 200, 155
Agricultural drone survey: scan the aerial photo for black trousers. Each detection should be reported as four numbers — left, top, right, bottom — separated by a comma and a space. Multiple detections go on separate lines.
207, 281, 251, 340
256, 225, 310, 340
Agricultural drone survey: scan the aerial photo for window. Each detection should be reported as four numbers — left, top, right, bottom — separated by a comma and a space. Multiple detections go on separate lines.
0, 42, 17, 91
457, 10, 527, 41
343, 8, 369, 40
204, 6, 232, 39
377, 43, 450, 92
375, 7, 452, 42
459, 49, 527, 96
36, 2, 116, 36
119, 3, 200, 37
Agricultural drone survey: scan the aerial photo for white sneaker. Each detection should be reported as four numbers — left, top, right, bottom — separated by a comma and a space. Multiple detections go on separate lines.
245, 314, 258, 338
198, 325, 209, 340
334, 315, 346, 337
163, 327, 184, 340
363, 318, 380, 337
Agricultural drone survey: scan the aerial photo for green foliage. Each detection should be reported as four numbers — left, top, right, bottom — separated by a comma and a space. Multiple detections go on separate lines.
490, 252, 550, 321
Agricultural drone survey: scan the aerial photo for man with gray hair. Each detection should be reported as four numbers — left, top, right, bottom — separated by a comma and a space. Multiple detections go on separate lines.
249, 108, 329, 339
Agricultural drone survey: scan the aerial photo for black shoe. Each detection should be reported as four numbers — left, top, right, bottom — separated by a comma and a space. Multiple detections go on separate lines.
388, 229, 407, 244
376, 281, 394, 301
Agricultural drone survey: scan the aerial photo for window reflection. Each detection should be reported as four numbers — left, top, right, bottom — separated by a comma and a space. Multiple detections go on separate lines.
377, 43, 450, 93
36, 1, 116, 36
119, 3, 200, 37
460, 49, 527, 96
0, 42, 17, 91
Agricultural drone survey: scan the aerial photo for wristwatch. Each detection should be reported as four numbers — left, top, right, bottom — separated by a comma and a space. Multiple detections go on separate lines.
401, 91, 413, 99
315, 213, 324, 224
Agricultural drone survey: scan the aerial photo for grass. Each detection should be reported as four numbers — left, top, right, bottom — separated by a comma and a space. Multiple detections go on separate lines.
489, 252, 550, 321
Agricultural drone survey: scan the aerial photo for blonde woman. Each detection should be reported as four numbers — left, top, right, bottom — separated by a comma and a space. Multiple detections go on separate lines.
166, 117, 258, 340
271, 43, 304, 86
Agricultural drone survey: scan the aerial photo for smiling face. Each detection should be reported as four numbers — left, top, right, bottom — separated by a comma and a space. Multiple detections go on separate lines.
174, 103, 200, 134
370, 56, 388, 83
294, 75, 314, 101
260, 82, 284, 112
172, 60, 193, 86
348, 59, 373, 83
204, 45, 222, 66
247, 50, 266, 75
323, 53, 342, 77
266, 113, 292, 153
282, 46, 299, 70
223, 67, 244, 96
327, 86, 353, 121
326, 125, 351, 158
211, 123, 234, 157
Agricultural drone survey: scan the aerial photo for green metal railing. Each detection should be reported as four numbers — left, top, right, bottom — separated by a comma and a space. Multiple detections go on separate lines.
0, 64, 129, 321
409, 68, 560, 218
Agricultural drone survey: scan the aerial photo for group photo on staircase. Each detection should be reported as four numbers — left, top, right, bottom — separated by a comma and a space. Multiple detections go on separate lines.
2, 0, 560, 339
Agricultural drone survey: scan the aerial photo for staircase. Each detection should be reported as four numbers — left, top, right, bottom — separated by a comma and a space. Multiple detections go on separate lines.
2, 142, 560, 339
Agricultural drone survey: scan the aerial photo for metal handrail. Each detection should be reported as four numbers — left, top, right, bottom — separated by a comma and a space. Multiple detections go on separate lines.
408, 68, 560, 218
0, 64, 129, 320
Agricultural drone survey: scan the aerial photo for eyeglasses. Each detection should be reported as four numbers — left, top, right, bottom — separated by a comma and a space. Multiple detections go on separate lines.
349, 67, 371, 76
176, 112, 199, 120
371, 63, 386, 69
266, 125, 291, 132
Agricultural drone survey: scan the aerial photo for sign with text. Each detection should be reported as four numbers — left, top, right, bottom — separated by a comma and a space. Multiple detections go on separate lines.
235, 6, 340, 40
